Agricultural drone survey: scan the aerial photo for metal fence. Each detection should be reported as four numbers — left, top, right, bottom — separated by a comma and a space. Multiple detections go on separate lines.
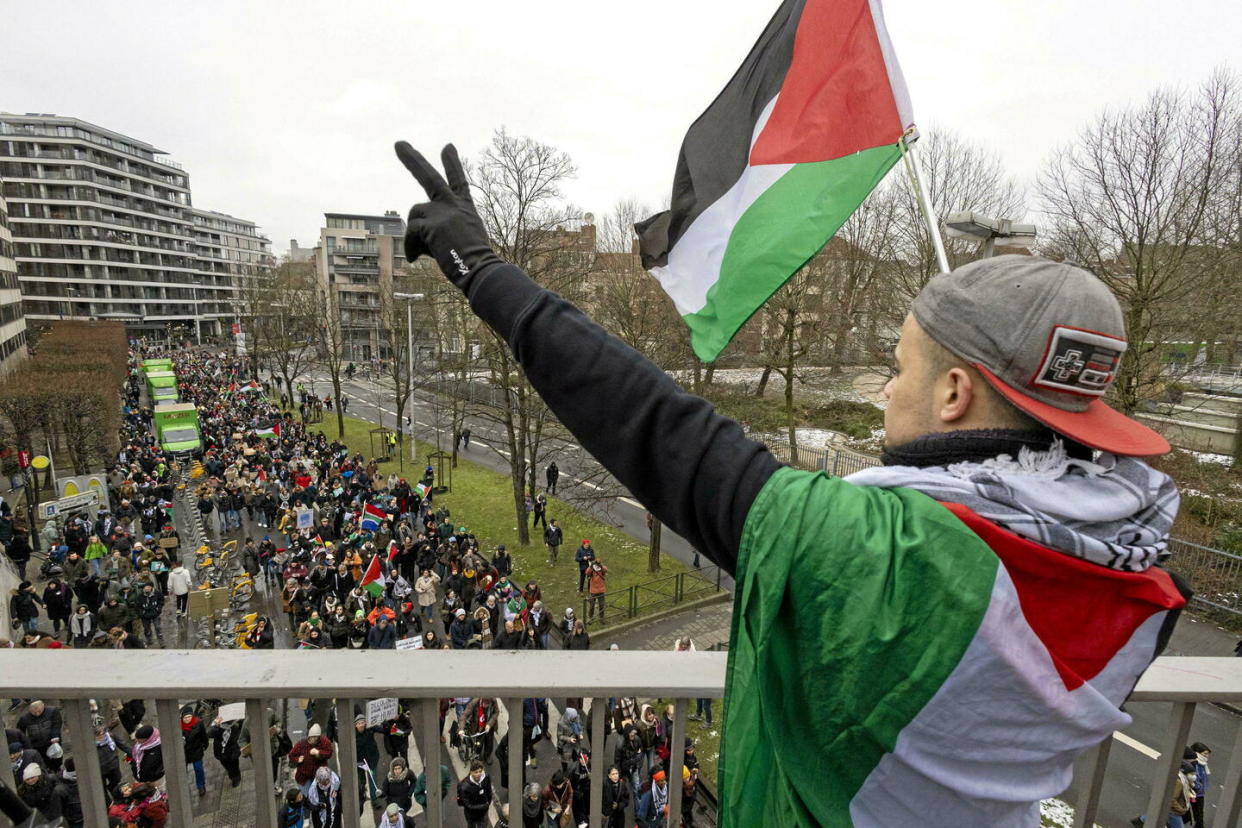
764, 441, 881, 477
1166, 537, 1242, 617
581, 564, 727, 630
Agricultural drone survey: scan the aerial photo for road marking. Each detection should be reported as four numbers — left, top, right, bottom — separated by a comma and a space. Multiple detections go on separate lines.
1114, 732, 1160, 760
619, 497, 642, 508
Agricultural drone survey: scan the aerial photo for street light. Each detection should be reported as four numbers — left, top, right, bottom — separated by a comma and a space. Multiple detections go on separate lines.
393, 292, 429, 458
944, 211, 1037, 258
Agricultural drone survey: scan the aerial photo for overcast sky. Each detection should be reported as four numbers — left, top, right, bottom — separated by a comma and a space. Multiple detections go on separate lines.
2, 0, 1237, 257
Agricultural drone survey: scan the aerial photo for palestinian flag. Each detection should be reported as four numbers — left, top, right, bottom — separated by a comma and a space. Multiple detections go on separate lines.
387, 540, 400, 562
414, 482, 430, 500
637, 0, 913, 361
360, 502, 386, 532
360, 554, 386, 599
723, 468, 1186, 826
257, 422, 281, 439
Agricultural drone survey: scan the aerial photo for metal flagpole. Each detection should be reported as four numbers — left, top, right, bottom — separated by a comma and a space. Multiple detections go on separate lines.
900, 130, 951, 274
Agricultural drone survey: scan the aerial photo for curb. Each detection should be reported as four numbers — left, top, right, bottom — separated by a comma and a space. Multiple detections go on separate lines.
587, 591, 733, 647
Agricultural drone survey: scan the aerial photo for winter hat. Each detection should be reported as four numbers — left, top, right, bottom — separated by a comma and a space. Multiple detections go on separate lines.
455, 608, 466, 618
354, 715, 366, 725
135, 725, 154, 740
18, 580, 31, 590
23, 763, 41, 781
308, 724, 322, 738
652, 770, 666, 783
8, 742, 23, 754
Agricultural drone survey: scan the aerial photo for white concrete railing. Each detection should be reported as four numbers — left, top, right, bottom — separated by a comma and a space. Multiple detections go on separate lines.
0, 650, 725, 828
2, 652, 1240, 828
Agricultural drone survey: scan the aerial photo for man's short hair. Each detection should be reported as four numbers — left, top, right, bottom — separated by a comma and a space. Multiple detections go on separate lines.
922, 330, 1042, 432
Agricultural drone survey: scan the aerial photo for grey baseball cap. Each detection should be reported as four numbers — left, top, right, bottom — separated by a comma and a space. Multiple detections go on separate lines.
911, 255, 1169, 456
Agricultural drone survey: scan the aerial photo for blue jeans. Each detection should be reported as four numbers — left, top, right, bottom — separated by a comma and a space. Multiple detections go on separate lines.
190, 759, 205, 791
89, 559, 103, 577
696, 698, 713, 724
422, 604, 435, 622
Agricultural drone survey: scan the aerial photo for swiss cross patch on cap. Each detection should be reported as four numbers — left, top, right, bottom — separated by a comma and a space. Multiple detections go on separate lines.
1032, 326, 1126, 397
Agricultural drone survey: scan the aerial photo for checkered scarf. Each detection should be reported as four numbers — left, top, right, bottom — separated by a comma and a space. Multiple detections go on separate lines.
846, 440, 1178, 572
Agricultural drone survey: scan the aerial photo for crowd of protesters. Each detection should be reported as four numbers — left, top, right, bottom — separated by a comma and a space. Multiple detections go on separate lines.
2, 344, 704, 828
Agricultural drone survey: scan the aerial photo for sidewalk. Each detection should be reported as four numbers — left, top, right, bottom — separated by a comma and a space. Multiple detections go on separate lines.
1166, 610, 1240, 657
598, 600, 733, 651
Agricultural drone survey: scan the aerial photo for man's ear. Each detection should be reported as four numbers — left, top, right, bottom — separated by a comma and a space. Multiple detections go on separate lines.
938, 366, 975, 424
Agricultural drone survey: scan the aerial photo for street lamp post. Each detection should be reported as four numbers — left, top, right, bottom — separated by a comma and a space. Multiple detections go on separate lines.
192, 286, 202, 345
944, 211, 1038, 258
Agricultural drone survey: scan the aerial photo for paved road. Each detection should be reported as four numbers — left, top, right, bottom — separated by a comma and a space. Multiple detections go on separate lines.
178, 474, 676, 828
297, 370, 733, 591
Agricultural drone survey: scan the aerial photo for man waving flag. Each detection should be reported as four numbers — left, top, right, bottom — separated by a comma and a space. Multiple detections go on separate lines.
637, 0, 914, 361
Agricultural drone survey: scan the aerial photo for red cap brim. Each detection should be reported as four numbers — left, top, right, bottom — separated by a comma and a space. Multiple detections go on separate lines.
975, 364, 1170, 456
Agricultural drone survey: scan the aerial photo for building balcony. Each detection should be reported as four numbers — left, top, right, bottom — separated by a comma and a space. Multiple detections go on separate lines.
334, 263, 379, 276
1, 653, 1240, 828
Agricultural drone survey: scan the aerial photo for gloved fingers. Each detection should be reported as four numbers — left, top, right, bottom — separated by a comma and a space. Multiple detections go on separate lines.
441, 144, 472, 202
403, 220, 430, 263
394, 141, 451, 201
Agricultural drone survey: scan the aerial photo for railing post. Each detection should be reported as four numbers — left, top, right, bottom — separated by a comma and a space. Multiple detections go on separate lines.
1144, 701, 1195, 826
1070, 736, 1112, 828
629, 585, 638, 619
504, 697, 524, 828
675, 572, 684, 604
66, 699, 110, 828
589, 697, 605, 828
1214, 713, 1242, 827
420, 698, 444, 828
335, 698, 362, 828
246, 698, 278, 828
155, 698, 194, 828
666, 699, 687, 828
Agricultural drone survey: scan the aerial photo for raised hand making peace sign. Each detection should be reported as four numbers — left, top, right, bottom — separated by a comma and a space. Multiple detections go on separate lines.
394, 141, 500, 292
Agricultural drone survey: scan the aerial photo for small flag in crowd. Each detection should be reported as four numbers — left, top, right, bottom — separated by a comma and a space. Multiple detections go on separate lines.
360, 555, 386, 598
415, 482, 430, 500
360, 502, 386, 532
257, 422, 281, 439
636, 0, 914, 361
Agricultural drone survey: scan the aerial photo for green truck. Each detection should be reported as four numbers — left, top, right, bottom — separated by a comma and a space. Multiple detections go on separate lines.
154, 402, 201, 454
145, 370, 178, 403
142, 358, 174, 375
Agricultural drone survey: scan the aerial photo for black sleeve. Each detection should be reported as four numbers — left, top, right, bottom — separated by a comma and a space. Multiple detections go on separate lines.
466, 262, 782, 575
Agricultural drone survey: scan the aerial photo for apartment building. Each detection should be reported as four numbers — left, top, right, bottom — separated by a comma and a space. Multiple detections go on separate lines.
314, 211, 406, 362
0, 113, 269, 339
190, 207, 273, 341
0, 190, 28, 376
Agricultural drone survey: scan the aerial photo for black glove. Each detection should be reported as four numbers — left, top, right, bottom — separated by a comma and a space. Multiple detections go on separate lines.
394, 142, 501, 293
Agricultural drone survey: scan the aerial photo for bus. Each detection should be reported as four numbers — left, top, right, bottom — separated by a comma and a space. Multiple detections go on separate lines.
154, 402, 201, 454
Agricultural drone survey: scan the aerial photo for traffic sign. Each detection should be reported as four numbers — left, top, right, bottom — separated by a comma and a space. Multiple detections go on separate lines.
16, 450, 30, 469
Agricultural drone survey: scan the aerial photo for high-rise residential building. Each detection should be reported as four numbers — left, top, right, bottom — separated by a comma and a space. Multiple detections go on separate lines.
0, 113, 269, 339
0, 189, 28, 376
189, 207, 273, 341
314, 211, 406, 362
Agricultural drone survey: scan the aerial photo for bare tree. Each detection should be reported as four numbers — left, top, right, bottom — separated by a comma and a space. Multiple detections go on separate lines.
241, 260, 319, 405
315, 288, 349, 439
879, 129, 1026, 298
469, 128, 590, 546
1038, 70, 1237, 413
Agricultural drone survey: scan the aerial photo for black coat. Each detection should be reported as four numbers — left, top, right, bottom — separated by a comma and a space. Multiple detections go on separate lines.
182, 719, 209, 763
133, 742, 164, 783
380, 770, 415, 810
210, 721, 243, 764
456, 773, 492, 815
602, 776, 630, 817
17, 707, 62, 752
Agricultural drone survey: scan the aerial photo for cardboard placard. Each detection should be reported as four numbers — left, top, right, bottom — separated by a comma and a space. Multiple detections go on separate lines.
366, 697, 399, 728
158, 537, 179, 549
395, 636, 423, 651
